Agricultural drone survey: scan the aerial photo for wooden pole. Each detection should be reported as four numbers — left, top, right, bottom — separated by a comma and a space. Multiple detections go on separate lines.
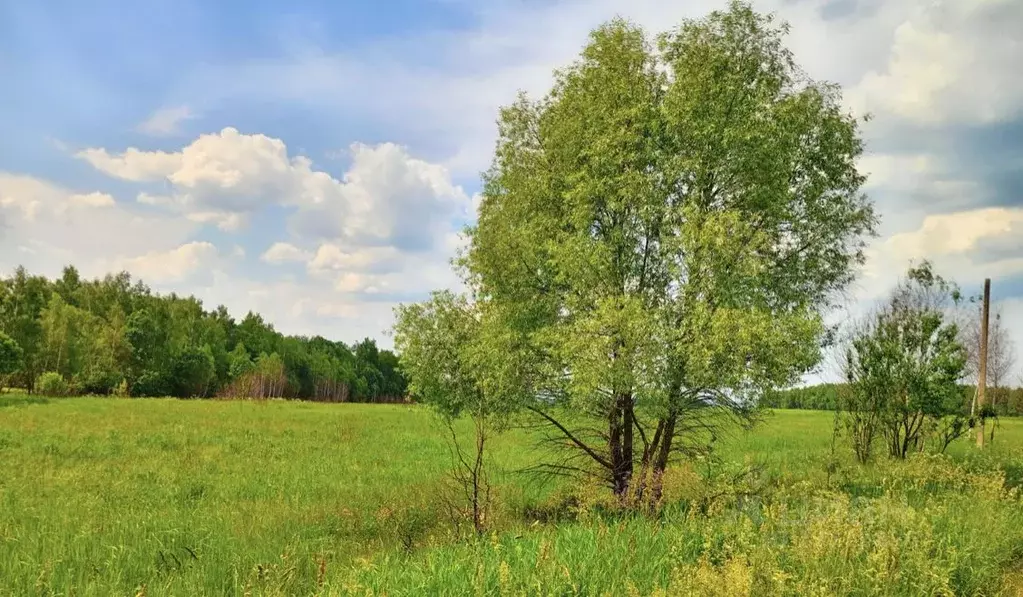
976, 278, 990, 448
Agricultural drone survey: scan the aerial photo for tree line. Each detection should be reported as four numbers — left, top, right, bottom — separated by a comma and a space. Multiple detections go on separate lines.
763, 384, 1023, 416
0, 265, 407, 401
763, 269, 1020, 425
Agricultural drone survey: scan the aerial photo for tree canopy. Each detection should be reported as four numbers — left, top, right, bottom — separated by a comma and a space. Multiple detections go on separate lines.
0, 265, 406, 401
842, 262, 969, 460
397, 1, 876, 502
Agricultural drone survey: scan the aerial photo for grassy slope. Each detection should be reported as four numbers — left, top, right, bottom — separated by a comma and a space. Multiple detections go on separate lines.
1, 396, 1022, 595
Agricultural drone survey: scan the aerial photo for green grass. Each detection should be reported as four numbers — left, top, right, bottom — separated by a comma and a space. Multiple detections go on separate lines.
1, 395, 1022, 595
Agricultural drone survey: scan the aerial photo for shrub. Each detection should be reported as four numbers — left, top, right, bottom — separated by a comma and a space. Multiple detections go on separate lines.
0, 331, 23, 376
75, 367, 122, 395
130, 371, 171, 397
35, 371, 69, 397
171, 346, 215, 398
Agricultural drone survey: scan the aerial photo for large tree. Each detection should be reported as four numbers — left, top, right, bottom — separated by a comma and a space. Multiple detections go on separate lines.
400, 1, 875, 502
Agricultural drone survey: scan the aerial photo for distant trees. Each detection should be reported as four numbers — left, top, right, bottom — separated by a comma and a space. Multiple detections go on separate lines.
841, 263, 968, 462
0, 265, 406, 401
962, 304, 1017, 412
0, 331, 23, 381
760, 384, 842, 410
398, 1, 876, 507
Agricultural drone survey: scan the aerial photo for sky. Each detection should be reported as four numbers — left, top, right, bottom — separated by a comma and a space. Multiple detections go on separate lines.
1, 0, 1021, 381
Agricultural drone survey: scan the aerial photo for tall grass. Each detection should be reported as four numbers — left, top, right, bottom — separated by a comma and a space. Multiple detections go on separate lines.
1, 395, 1021, 595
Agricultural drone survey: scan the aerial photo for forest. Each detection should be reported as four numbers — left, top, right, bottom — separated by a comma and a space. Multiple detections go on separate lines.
0, 265, 407, 401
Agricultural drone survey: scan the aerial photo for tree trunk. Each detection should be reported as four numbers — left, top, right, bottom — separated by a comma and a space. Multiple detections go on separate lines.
621, 392, 634, 496
650, 413, 677, 505
608, 396, 627, 498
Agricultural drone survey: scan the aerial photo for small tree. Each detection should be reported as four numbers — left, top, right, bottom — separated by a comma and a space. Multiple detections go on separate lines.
394, 291, 526, 536
836, 373, 880, 464
843, 262, 967, 460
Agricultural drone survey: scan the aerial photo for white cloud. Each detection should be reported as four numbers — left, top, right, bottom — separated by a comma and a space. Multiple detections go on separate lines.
306, 243, 405, 274
77, 128, 471, 245
110, 241, 218, 284
0, 173, 197, 279
290, 142, 469, 249
847, 0, 1023, 124
854, 206, 1023, 305
185, 210, 245, 232
68, 192, 115, 208
136, 106, 196, 136
137, 192, 173, 205
76, 146, 182, 182
262, 242, 310, 264
885, 208, 1023, 260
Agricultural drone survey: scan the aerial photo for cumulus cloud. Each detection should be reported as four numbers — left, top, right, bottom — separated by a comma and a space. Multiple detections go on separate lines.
109, 241, 218, 284
0, 173, 196, 279
290, 142, 470, 250
77, 128, 471, 248
885, 208, 1023, 261
307, 244, 398, 272
76, 146, 182, 182
185, 210, 245, 232
848, 0, 1023, 125
68, 192, 115, 208
136, 106, 196, 136
262, 242, 310, 264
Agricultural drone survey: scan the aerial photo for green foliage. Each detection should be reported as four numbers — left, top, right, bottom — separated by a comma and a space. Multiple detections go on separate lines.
0, 266, 51, 388
0, 265, 405, 401
228, 342, 254, 379
401, 0, 876, 498
0, 330, 23, 376
172, 345, 216, 398
35, 371, 69, 397
394, 292, 527, 534
74, 365, 123, 395
394, 291, 523, 422
761, 384, 841, 410
843, 262, 969, 460
130, 370, 172, 398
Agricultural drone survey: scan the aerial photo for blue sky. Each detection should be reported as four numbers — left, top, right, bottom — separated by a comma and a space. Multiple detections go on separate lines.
2, 0, 1022, 382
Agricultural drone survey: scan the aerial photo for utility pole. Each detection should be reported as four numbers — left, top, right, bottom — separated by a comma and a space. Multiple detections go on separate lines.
976, 278, 990, 448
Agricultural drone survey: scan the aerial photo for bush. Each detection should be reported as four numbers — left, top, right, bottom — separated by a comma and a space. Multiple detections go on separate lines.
35, 371, 70, 397
75, 367, 122, 395
0, 331, 23, 376
130, 371, 171, 397
172, 346, 215, 398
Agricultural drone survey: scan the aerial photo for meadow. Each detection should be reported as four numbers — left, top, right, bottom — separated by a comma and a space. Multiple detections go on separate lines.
2, 395, 1023, 596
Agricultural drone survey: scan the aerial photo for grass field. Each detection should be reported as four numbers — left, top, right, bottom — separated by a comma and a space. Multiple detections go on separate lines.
2, 395, 1023, 595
